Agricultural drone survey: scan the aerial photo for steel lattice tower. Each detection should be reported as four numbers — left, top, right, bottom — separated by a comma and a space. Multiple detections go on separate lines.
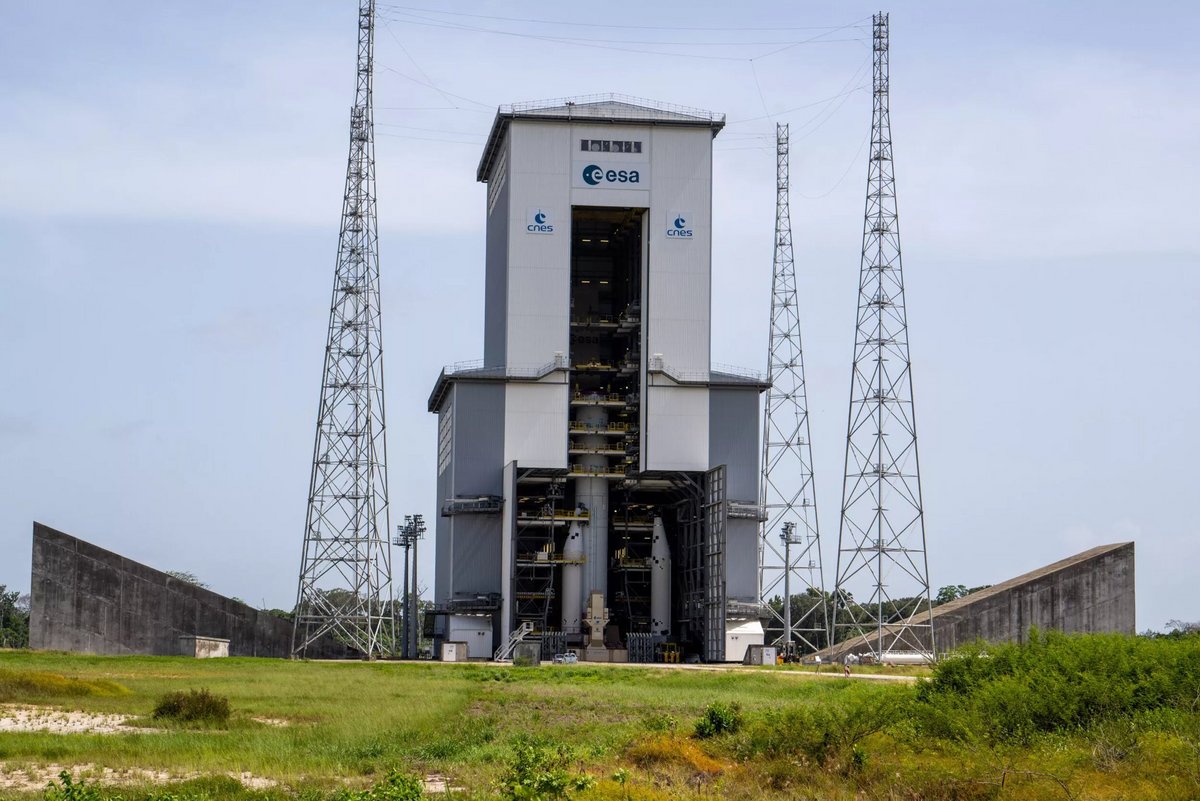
293, 0, 394, 658
832, 12, 934, 660
759, 123, 828, 654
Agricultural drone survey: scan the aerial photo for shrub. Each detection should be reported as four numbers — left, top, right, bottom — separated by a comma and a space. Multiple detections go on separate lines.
640, 712, 678, 733
916, 630, 1200, 743
43, 772, 101, 801
336, 770, 424, 801
693, 701, 742, 738
496, 738, 594, 801
152, 688, 231, 725
739, 686, 909, 767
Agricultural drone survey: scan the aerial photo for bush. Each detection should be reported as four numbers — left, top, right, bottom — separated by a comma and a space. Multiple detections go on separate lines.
336, 770, 424, 801
916, 630, 1200, 743
43, 772, 102, 801
693, 701, 742, 738
640, 712, 678, 733
496, 738, 594, 801
739, 686, 908, 767
152, 688, 231, 725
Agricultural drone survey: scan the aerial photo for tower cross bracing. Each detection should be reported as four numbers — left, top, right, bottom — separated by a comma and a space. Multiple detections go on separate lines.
293, 0, 394, 658
758, 123, 828, 654
832, 12, 934, 660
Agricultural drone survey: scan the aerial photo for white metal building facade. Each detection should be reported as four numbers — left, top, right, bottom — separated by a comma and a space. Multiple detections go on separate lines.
428, 96, 765, 662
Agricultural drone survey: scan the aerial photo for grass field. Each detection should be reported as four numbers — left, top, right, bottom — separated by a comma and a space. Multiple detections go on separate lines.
2, 634, 1199, 800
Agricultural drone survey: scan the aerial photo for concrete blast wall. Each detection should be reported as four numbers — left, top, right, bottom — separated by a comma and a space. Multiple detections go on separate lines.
931, 542, 1135, 651
29, 522, 350, 658
824, 542, 1136, 660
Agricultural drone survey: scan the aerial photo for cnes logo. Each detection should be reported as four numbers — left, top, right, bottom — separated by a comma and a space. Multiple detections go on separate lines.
526, 207, 554, 234
582, 164, 641, 186
666, 211, 694, 239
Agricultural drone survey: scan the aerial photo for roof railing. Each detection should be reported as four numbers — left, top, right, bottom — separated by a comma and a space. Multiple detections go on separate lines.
500, 93, 724, 124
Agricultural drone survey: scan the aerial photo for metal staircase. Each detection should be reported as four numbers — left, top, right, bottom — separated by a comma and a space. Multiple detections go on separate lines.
494, 621, 534, 661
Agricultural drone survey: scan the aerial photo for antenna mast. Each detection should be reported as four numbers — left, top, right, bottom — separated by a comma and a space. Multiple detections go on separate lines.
293, 0, 394, 658
758, 123, 828, 654
832, 12, 934, 661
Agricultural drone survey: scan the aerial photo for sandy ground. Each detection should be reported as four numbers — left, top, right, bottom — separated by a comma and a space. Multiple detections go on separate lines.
0, 763, 278, 792
0, 704, 155, 735
0, 762, 458, 795
0, 706, 458, 793
0, 706, 284, 792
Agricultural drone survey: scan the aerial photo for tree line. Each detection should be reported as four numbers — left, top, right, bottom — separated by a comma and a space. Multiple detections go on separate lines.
0, 585, 30, 648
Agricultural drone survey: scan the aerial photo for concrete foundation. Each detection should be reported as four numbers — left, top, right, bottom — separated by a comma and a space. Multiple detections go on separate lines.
29, 522, 351, 658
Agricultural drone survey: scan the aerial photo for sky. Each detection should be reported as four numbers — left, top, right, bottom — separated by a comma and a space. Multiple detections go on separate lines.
1, 1, 1197, 631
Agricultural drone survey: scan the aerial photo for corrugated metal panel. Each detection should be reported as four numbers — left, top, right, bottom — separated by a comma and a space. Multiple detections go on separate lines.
500, 461, 517, 642
507, 124, 571, 367
709, 388, 760, 501
646, 127, 712, 374
484, 156, 510, 367
451, 515, 502, 596
504, 382, 568, 467
435, 392, 454, 603
645, 385, 709, 470
708, 387, 761, 603
509, 120, 572, 175
504, 266, 569, 366
452, 383, 505, 494
437, 384, 507, 603
725, 519, 759, 602
568, 187, 651, 208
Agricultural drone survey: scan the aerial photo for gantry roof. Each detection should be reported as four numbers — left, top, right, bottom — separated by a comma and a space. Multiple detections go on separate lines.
477, 93, 725, 182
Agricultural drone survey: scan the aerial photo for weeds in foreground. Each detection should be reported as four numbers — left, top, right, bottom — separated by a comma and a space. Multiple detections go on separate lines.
9, 635, 1200, 800
737, 684, 909, 768
625, 735, 723, 775
43, 771, 426, 801
44, 771, 103, 801
334, 770, 424, 801
495, 739, 594, 801
916, 629, 1200, 743
692, 701, 741, 739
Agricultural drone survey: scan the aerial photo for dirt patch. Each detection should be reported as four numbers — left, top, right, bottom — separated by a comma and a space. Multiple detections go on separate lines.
251, 715, 290, 727
0, 705, 155, 735
0, 763, 278, 793
423, 774, 464, 794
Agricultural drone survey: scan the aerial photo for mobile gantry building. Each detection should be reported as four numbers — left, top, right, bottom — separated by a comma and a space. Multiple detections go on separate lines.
427, 95, 766, 662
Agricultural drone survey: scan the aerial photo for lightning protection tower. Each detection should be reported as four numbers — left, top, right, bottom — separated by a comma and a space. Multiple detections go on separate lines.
759, 123, 828, 654
832, 12, 934, 661
293, 0, 394, 658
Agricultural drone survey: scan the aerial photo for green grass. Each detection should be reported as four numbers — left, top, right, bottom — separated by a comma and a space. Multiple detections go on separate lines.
0, 652, 816, 796
0, 668, 128, 702
2, 636, 1199, 800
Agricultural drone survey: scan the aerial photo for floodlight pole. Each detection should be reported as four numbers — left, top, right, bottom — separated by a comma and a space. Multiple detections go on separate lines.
394, 514, 426, 659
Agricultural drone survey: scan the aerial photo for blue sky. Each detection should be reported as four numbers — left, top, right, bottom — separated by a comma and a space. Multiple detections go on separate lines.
1, 1, 1197, 629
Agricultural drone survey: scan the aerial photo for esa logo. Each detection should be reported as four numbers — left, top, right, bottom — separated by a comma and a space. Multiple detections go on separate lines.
526, 207, 554, 234
582, 163, 641, 186
666, 211, 694, 239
